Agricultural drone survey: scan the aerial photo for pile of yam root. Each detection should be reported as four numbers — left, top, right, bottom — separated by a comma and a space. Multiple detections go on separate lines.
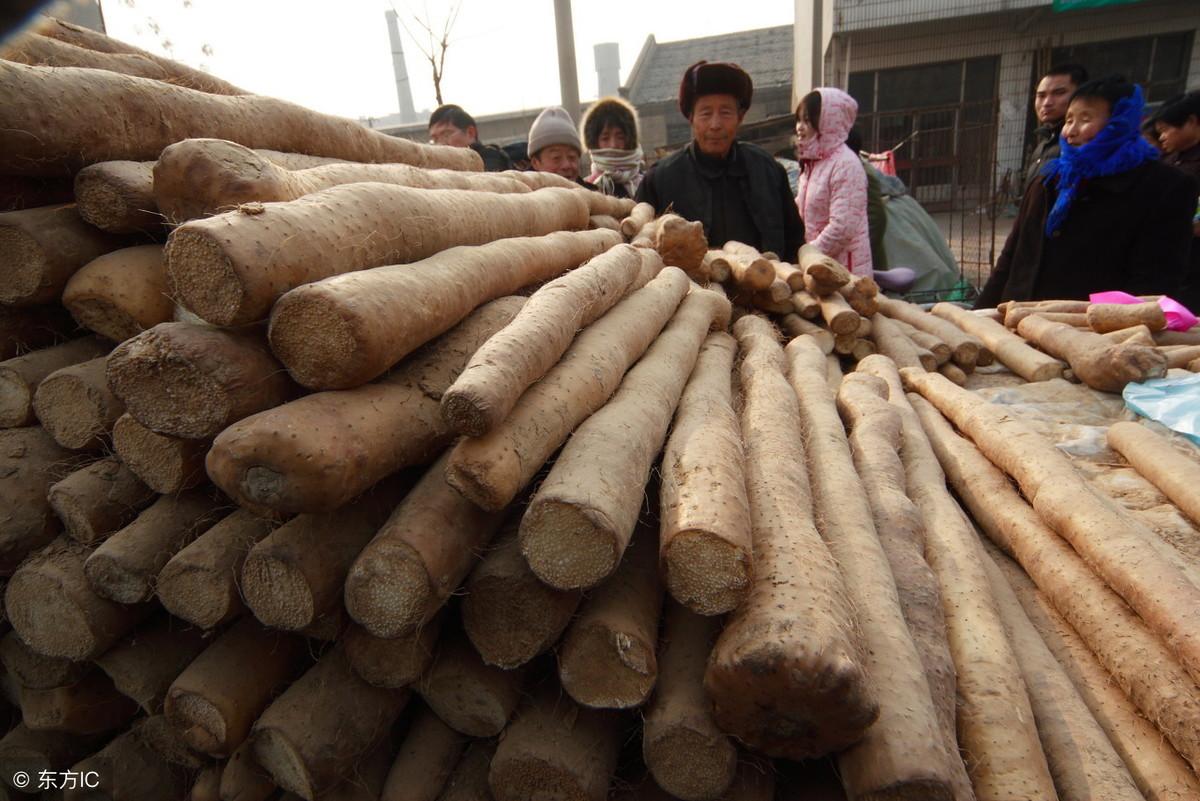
1, 16, 1200, 801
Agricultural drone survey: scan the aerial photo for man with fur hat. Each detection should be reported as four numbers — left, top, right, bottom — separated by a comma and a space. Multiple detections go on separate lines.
637, 60, 804, 258
528, 106, 589, 185
581, 96, 644, 198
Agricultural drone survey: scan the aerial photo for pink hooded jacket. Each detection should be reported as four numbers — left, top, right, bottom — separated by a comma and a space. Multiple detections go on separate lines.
795, 88, 873, 276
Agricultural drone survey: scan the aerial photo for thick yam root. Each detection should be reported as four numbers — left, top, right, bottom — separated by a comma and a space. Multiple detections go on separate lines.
869, 313, 925, 371
251, 647, 409, 800
417, 629, 526, 736
344, 453, 505, 639
818, 293, 860, 335
107, 322, 298, 440
704, 315, 876, 760
439, 243, 644, 436
111, 413, 208, 494
557, 527, 664, 709
343, 617, 441, 689
439, 742, 495, 801
0, 427, 76, 572
73, 161, 161, 234
0, 204, 133, 307
446, 268, 690, 512
620, 203, 655, 239
520, 288, 730, 589
166, 184, 588, 326
221, 740, 278, 801
461, 525, 581, 670
93, 616, 211, 713
0, 724, 100, 794
877, 296, 981, 370
64, 723, 187, 801
4, 537, 154, 660
1017, 315, 1166, 392
381, 704, 466, 801
156, 510, 273, 629
651, 215, 708, 279
20, 671, 138, 736
164, 618, 308, 757
779, 315, 833, 353
659, 332, 752, 616
798, 245, 851, 296
1087, 302, 1166, 333
33, 356, 125, 450
642, 603, 736, 801
1108, 421, 1200, 527
62, 245, 172, 342
0, 631, 88, 690
0, 337, 109, 429
211, 296, 524, 515
487, 686, 621, 801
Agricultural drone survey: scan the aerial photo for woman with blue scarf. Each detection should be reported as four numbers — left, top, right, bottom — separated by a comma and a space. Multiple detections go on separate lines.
976, 76, 1194, 307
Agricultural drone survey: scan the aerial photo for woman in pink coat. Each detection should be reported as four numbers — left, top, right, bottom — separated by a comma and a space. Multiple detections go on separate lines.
795, 88, 873, 276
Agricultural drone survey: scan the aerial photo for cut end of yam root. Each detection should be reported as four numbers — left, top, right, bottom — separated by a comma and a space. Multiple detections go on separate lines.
439, 391, 494, 439
165, 691, 228, 756
163, 229, 247, 327
4, 557, 99, 663
643, 727, 738, 801
519, 499, 621, 590
343, 541, 433, 639
251, 729, 315, 799
112, 413, 207, 494
32, 361, 116, 450
559, 621, 657, 709
0, 224, 47, 306
661, 530, 752, 616
241, 554, 315, 631
265, 288, 360, 390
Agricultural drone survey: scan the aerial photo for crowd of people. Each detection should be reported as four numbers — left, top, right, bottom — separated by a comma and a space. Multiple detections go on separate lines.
424, 59, 1200, 312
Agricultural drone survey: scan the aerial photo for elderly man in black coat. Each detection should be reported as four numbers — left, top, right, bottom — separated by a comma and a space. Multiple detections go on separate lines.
636, 60, 805, 261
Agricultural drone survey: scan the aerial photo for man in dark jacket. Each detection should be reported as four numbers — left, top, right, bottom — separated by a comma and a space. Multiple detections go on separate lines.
636, 61, 804, 260
1023, 64, 1088, 188
428, 104, 513, 172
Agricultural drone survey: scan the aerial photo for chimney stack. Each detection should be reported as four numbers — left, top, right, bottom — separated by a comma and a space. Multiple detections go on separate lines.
385, 10, 418, 124
594, 43, 620, 98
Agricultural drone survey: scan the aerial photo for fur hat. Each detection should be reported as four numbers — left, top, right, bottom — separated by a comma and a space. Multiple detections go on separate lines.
528, 106, 582, 158
581, 96, 639, 151
678, 60, 753, 118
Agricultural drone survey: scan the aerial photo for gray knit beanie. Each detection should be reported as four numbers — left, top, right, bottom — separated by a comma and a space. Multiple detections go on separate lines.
528, 106, 582, 157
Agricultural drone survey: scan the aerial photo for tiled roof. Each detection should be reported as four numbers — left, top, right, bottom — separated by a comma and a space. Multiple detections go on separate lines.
625, 25, 794, 106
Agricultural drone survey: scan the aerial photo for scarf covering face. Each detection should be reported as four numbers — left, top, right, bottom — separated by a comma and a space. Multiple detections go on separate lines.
587, 146, 645, 196
1041, 84, 1159, 236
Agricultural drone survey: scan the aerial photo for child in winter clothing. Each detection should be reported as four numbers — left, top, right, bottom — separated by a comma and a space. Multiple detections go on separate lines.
581, 96, 645, 198
794, 88, 873, 277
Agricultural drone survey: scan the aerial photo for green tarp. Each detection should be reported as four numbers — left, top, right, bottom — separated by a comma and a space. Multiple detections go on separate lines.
1053, 0, 1142, 11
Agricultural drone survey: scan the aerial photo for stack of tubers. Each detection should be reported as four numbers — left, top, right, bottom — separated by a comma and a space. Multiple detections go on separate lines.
4, 17, 1200, 801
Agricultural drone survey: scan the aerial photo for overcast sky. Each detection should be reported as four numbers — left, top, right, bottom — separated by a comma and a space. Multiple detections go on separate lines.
98, 1, 795, 121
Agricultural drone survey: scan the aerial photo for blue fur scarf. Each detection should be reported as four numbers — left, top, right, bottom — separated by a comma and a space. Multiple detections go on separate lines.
1041, 84, 1159, 236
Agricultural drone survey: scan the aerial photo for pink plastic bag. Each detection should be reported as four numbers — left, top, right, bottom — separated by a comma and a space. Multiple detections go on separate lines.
1089, 291, 1197, 332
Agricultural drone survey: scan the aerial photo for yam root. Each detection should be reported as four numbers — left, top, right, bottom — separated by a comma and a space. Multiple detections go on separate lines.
620, 203, 655, 239
839, 275, 880, 317
773, 260, 805, 292
20, 670, 138, 735
1087, 302, 1166, 333
647, 215, 708, 279
792, 290, 821, 319
0, 61, 479, 176
992, 548, 1200, 801
61, 245, 172, 342
92, 616, 210, 714
487, 686, 621, 801
877, 296, 981, 370
84, 491, 228, 604
0, 631, 89, 690
0, 204, 133, 307
445, 268, 690, 512
0, 427, 76, 572
938, 362, 967, 386
344, 452, 505, 639
65, 722, 188, 801
4, 537, 154, 660
1107, 421, 1200, 532
819, 292, 860, 335
702, 250, 731, 283
659, 332, 752, 616
589, 214, 620, 231
981, 550, 1144, 801
242, 481, 405, 631
438, 241, 643, 435
1161, 344, 1200, 369
0, 337, 109, 428
704, 315, 876, 760
111, 413, 208, 494
520, 287, 730, 589
461, 523, 581, 670
869, 313, 925, 370
107, 322, 298, 440
929, 302, 1064, 382
166, 183, 588, 326
0, 304, 77, 361
47, 457, 156, 545
440, 742, 496, 801
209, 296, 524, 515
251, 647, 409, 800
907, 388, 1200, 773
557, 526, 664, 708
642, 603, 736, 801
381, 704, 466, 801
890, 317, 950, 365
73, 160, 161, 234
788, 352, 958, 801
153, 138, 529, 223
798, 245, 851, 295
723, 243, 774, 292
0, 724, 100, 794
222, 740, 278, 801
1154, 329, 1200, 346
417, 629, 525, 736
33, 355, 125, 450
164, 618, 308, 757
343, 616, 441, 690
155, 509, 274, 629
1016, 315, 1166, 392
780, 315, 834, 354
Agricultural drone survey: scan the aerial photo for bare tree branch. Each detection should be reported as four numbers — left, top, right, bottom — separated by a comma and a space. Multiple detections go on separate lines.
390, 0, 460, 108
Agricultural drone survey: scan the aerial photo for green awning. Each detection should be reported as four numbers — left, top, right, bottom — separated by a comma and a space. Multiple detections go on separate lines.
1053, 0, 1142, 10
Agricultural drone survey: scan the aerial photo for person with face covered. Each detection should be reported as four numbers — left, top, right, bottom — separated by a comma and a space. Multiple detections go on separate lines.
976, 76, 1194, 307
636, 60, 804, 258
580, 96, 644, 198
794, 88, 873, 276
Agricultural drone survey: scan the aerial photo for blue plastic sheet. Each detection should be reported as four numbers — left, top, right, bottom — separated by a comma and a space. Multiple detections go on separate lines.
1123, 374, 1200, 445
